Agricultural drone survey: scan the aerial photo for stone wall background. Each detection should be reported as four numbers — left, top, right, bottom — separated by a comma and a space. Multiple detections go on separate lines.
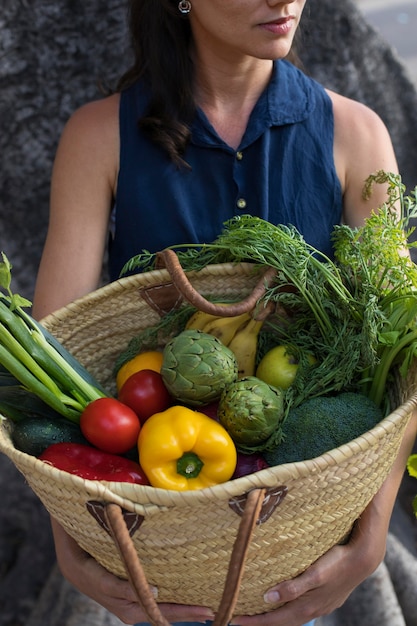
0, 0, 130, 300
0, 1, 417, 625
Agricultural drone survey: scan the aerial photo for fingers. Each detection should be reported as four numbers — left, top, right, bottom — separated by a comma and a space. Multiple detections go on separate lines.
62, 544, 214, 624
50, 517, 215, 624
91, 600, 214, 626
231, 544, 354, 626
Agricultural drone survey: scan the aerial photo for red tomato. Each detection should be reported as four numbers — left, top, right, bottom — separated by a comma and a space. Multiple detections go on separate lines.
118, 369, 172, 424
80, 398, 141, 454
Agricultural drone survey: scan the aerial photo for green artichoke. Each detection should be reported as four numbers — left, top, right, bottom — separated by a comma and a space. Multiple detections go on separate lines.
218, 376, 285, 449
161, 329, 238, 406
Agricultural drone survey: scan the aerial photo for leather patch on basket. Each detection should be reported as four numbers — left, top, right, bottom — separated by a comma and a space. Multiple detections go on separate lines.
86, 501, 144, 537
229, 486, 288, 524
140, 282, 183, 316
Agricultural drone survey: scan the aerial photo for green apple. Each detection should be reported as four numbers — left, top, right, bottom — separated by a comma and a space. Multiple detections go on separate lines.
255, 345, 301, 390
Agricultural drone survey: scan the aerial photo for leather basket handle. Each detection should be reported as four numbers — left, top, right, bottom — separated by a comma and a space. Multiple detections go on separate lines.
156, 249, 276, 318
104, 487, 267, 626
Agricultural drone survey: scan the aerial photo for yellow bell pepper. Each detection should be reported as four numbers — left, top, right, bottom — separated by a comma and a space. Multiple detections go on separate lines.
137, 405, 237, 490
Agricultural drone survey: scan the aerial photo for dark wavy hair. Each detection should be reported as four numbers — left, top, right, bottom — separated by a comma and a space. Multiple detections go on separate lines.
118, 0, 302, 167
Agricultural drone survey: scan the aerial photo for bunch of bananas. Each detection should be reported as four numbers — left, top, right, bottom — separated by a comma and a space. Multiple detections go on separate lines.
185, 306, 264, 378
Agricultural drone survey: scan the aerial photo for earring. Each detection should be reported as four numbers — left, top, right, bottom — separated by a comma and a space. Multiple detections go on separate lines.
178, 0, 191, 15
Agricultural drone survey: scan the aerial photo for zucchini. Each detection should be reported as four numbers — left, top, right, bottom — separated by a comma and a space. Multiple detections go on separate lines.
11, 415, 89, 457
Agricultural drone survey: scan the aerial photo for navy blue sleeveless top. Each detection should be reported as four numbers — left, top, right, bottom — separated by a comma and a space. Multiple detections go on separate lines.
108, 60, 342, 280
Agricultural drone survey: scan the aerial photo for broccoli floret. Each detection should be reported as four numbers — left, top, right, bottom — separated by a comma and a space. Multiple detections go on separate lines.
263, 392, 383, 466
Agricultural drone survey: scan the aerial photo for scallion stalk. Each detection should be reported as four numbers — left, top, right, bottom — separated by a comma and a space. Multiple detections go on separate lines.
0, 344, 82, 421
0, 253, 109, 423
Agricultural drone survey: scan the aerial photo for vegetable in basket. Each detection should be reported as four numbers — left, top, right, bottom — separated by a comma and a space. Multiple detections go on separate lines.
160, 328, 238, 406
217, 376, 285, 451
263, 392, 383, 466
80, 397, 141, 455
232, 451, 269, 479
137, 405, 237, 490
115, 350, 163, 391
0, 253, 108, 424
39, 442, 149, 484
0, 368, 68, 423
117, 368, 172, 424
11, 415, 89, 457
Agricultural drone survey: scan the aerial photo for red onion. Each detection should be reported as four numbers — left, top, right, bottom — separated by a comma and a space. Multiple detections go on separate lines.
232, 451, 269, 479
198, 401, 219, 421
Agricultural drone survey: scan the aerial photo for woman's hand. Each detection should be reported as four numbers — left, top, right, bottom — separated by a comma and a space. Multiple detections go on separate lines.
50, 518, 215, 625
231, 519, 382, 626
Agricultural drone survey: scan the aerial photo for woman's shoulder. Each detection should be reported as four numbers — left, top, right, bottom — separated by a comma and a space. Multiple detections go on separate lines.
55, 93, 121, 178
327, 88, 395, 173
63, 93, 120, 141
51, 93, 121, 212
326, 89, 398, 224
326, 89, 389, 140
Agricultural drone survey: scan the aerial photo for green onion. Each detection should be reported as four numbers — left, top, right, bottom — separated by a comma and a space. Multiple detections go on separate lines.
0, 253, 108, 423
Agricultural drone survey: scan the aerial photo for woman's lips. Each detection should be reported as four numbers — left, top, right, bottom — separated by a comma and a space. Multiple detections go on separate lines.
259, 16, 295, 35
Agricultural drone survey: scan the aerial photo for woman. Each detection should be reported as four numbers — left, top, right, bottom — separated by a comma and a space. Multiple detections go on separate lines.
32, 1, 417, 625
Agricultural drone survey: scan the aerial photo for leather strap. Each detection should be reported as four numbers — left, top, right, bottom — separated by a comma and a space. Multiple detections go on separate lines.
156, 249, 276, 318
104, 503, 171, 626
212, 488, 266, 626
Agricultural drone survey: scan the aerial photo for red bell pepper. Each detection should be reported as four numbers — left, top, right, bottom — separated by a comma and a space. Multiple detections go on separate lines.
39, 442, 149, 484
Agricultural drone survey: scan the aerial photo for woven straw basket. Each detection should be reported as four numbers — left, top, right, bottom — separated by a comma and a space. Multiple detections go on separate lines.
1, 259, 417, 625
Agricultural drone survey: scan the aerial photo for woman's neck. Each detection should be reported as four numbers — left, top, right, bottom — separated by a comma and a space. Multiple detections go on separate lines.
193, 54, 273, 149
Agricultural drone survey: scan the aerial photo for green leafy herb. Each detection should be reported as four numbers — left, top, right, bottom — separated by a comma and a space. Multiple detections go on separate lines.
333, 171, 417, 407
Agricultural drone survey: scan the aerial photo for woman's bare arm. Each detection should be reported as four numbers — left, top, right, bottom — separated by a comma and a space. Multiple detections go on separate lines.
32, 94, 120, 319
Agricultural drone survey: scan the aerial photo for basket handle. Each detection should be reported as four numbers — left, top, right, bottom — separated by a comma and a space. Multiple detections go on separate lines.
156, 249, 276, 317
212, 487, 266, 626
104, 487, 266, 626
104, 503, 171, 626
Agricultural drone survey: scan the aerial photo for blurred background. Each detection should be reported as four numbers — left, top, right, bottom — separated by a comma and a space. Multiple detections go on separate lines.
356, 0, 416, 85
